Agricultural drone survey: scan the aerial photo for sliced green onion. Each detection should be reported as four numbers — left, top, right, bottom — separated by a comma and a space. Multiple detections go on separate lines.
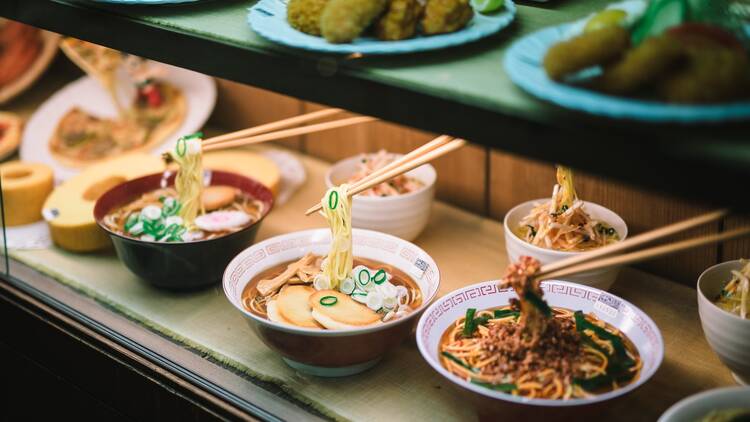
470, 379, 516, 392
462, 308, 477, 337
373, 269, 387, 285
441, 351, 478, 373
357, 269, 370, 286
328, 190, 339, 210
176, 137, 187, 157
320, 296, 338, 306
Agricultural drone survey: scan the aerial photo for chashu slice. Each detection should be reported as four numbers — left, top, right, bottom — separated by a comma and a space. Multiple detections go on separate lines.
276, 285, 322, 329
309, 290, 382, 330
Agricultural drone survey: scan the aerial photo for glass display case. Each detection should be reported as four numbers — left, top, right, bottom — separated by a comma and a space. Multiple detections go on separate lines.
1, 0, 749, 420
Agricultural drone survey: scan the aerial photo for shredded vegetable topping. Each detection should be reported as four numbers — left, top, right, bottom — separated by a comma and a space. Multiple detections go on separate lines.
715, 259, 750, 319
346, 150, 424, 197
516, 166, 619, 252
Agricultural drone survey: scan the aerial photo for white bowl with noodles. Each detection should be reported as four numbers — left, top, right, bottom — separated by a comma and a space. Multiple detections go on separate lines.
223, 228, 440, 377
658, 386, 750, 422
416, 279, 663, 421
503, 199, 628, 291
697, 260, 750, 385
325, 154, 436, 241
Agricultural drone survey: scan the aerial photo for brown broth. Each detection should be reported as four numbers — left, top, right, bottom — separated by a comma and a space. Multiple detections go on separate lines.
242, 256, 422, 319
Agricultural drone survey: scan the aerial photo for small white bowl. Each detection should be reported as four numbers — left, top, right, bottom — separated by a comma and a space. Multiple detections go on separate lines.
698, 260, 750, 385
659, 386, 750, 422
503, 199, 628, 291
223, 228, 440, 377
326, 154, 436, 241
416, 279, 663, 420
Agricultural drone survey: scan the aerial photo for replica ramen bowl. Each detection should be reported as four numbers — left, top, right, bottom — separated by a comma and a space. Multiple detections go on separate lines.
326, 154, 436, 241
504, 200, 628, 291
697, 260, 750, 385
94, 170, 273, 290
658, 386, 750, 422
417, 280, 663, 421
223, 228, 441, 377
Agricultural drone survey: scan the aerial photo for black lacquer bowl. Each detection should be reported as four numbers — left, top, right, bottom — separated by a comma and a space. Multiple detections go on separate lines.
94, 170, 274, 290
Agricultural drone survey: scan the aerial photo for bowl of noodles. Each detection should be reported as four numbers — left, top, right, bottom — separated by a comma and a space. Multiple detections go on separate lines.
325, 150, 436, 241
94, 168, 273, 290
417, 257, 663, 420
698, 259, 750, 385
224, 183, 440, 376
503, 167, 627, 291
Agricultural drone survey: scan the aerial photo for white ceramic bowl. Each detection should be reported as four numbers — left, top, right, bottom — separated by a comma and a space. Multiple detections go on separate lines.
659, 386, 750, 422
417, 279, 663, 420
223, 228, 440, 377
698, 260, 750, 385
325, 154, 436, 241
504, 199, 628, 291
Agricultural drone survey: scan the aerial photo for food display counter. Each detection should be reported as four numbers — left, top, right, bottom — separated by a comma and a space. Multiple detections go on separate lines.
0, 0, 749, 420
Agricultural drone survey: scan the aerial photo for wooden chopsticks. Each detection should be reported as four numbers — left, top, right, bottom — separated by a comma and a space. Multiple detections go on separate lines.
201, 108, 377, 152
534, 209, 747, 282
305, 136, 466, 216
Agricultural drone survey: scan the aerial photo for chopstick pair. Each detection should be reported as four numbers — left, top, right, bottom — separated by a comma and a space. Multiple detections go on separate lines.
305, 135, 466, 216
202, 108, 377, 152
534, 209, 749, 281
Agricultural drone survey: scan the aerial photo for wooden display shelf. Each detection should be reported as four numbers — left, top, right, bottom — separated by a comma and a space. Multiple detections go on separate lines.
1, 0, 749, 209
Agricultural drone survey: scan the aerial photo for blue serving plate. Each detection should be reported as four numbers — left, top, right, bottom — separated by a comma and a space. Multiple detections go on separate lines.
248, 0, 516, 54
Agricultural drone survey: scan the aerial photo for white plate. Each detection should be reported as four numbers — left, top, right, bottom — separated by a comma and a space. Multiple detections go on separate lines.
20, 63, 216, 181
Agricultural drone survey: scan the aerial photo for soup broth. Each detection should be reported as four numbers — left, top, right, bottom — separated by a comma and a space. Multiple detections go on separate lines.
242, 256, 422, 329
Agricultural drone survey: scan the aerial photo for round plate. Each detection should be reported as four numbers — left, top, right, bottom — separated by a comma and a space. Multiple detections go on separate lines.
20, 63, 216, 181
248, 0, 516, 54
504, 24, 750, 123
0, 31, 60, 105
87, 0, 206, 4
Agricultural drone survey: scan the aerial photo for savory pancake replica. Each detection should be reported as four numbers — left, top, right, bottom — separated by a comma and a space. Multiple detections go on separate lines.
51, 39, 186, 167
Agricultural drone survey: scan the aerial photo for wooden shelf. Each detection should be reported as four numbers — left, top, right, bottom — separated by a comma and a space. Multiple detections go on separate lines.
2, 0, 749, 209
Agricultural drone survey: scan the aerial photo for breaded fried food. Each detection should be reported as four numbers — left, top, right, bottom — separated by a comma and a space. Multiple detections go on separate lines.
375, 0, 424, 41
543, 26, 630, 81
592, 34, 683, 95
659, 44, 750, 103
320, 0, 388, 43
421, 0, 473, 35
287, 0, 329, 36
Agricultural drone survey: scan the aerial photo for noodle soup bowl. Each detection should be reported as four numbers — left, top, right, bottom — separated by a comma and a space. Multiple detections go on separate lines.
326, 154, 436, 241
94, 170, 274, 290
504, 199, 628, 291
697, 260, 750, 385
223, 228, 441, 377
417, 279, 663, 421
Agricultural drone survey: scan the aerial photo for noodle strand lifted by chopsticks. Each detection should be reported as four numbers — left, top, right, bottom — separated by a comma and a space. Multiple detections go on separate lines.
319, 184, 353, 290
171, 133, 204, 228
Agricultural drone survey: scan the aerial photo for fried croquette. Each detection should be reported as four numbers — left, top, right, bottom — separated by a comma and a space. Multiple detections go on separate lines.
592, 34, 683, 95
421, 0, 473, 35
375, 0, 424, 41
287, 0, 329, 36
543, 26, 630, 81
659, 44, 750, 103
320, 0, 388, 43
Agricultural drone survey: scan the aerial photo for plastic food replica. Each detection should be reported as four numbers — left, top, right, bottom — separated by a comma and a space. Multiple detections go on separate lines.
346, 150, 424, 196
515, 166, 620, 252
287, 0, 504, 42
543, 0, 750, 103
50, 39, 186, 165
242, 184, 423, 329
714, 259, 750, 319
440, 256, 643, 399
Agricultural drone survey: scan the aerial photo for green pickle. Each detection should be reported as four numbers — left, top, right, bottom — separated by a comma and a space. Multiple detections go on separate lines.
584, 9, 627, 33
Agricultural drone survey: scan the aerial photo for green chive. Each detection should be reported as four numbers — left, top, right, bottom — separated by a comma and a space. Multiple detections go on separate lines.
463, 308, 477, 337
470, 380, 517, 392
493, 309, 520, 319
441, 352, 478, 373
524, 291, 552, 317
